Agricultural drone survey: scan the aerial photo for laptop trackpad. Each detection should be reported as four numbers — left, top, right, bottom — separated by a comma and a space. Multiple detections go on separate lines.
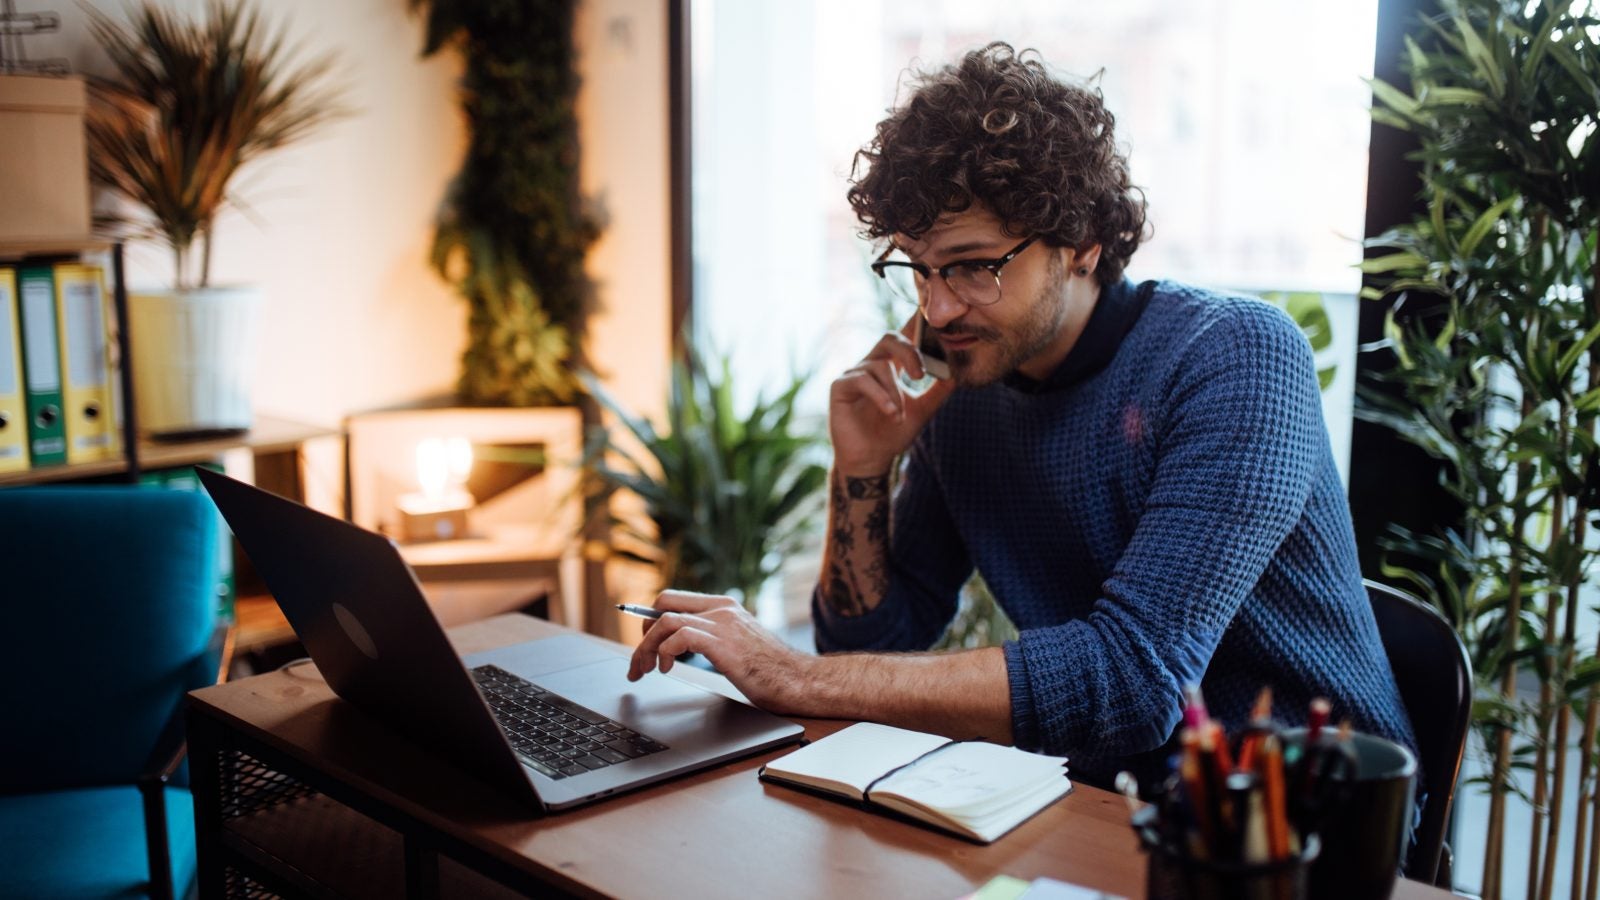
534, 659, 742, 743
464, 634, 622, 678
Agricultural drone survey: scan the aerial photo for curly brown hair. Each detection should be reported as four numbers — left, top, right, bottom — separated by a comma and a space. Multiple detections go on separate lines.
848, 42, 1148, 285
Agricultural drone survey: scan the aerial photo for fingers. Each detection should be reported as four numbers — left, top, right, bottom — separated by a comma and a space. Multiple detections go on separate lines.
835, 333, 925, 414
654, 625, 713, 674
835, 362, 906, 418
627, 609, 714, 680
638, 591, 735, 638
627, 593, 757, 680
869, 329, 924, 378
909, 371, 956, 409
653, 590, 738, 614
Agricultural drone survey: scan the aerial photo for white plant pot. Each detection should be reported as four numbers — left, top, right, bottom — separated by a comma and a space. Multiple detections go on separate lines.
128, 286, 261, 436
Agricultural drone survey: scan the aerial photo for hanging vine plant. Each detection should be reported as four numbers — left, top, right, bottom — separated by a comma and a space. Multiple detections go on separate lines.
410, 0, 599, 406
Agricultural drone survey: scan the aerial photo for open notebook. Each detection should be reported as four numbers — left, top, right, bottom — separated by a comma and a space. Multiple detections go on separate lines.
759, 722, 1072, 843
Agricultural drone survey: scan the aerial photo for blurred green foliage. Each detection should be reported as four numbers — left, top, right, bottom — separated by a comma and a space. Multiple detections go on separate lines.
581, 347, 830, 607
412, 0, 599, 406
1358, 0, 1600, 892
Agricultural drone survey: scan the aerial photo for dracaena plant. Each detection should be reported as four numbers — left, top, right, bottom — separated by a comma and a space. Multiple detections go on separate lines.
1358, 0, 1600, 896
580, 347, 829, 609
85, 1, 343, 290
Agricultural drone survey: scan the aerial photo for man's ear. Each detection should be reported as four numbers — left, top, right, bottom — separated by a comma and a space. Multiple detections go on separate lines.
1073, 243, 1103, 276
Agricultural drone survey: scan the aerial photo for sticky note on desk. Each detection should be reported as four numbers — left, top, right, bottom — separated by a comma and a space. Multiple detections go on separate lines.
966, 875, 1125, 900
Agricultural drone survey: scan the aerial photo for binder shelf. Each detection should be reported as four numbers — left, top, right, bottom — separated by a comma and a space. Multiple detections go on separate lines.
0, 416, 336, 487
2, 239, 334, 487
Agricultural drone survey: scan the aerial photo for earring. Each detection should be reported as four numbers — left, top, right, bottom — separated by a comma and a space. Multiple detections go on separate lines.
1076, 266, 1090, 276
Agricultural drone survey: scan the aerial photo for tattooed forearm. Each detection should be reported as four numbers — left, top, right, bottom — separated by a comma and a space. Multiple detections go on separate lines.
820, 472, 892, 617
862, 483, 889, 544
846, 474, 889, 501
830, 474, 855, 553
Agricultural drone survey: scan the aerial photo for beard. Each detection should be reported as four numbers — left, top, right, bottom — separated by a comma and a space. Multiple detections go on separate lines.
944, 253, 1071, 388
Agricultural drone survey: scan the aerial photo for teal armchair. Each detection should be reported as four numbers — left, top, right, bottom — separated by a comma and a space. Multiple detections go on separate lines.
0, 487, 224, 900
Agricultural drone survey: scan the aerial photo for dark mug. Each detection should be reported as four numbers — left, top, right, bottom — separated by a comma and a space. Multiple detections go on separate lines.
1282, 728, 1417, 900
1138, 820, 1319, 900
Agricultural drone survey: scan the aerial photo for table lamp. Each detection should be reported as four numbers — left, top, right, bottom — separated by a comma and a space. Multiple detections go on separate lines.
396, 436, 474, 542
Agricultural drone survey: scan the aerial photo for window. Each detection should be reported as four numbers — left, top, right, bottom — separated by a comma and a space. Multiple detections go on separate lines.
690, 0, 1379, 477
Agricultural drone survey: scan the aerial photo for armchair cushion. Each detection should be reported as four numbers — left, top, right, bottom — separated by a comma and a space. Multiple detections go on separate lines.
0, 486, 219, 900
0, 488, 219, 793
0, 785, 196, 899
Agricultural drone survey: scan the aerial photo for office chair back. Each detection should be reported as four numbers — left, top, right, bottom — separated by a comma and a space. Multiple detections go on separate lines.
0, 487, 219, 792
1365, 579, 1473, 886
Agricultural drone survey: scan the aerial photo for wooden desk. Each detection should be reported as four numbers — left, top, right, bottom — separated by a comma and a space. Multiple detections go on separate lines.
186, 615, 1461, 899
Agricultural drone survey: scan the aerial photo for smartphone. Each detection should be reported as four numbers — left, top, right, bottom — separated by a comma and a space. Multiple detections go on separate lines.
913, 313, 951, 381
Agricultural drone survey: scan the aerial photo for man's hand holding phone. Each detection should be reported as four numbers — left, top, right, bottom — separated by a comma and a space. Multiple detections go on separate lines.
912, 313, 951, 382
828, 314, 955, 478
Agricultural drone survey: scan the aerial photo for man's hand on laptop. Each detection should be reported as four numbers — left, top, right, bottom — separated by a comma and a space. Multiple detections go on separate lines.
626, 591, 814, 715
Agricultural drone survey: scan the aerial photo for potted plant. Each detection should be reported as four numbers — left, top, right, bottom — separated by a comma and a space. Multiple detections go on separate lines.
581, 347, 829, 626
85, 1, 342, 435
1359, 0, 1599, 895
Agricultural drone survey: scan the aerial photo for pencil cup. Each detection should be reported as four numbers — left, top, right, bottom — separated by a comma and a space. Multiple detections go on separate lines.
1137, 822, 1318, 900
1283, 728, 1417, 900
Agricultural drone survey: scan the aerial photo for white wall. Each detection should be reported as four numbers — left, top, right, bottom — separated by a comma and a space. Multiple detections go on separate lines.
577, 0, 671, 427
29, 0, 671, 435
33, 0, 468, 429
574, 0, 673, 625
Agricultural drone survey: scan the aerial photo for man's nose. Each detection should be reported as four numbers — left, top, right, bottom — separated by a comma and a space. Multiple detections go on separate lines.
922, 279, 967, 329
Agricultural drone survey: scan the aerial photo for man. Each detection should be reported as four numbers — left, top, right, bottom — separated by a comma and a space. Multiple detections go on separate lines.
627, 42, 1415, 789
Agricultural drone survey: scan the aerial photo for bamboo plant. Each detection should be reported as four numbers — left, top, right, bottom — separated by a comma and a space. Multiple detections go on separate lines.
1359, 1, 1600, 897
85, 1, 343, 290
580, 348, 829, 608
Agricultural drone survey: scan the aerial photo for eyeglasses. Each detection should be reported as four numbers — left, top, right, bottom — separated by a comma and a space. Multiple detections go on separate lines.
870, 236, 1039, 308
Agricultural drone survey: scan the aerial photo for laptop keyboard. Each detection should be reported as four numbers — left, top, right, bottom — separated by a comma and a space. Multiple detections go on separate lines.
471, 664, 669, 780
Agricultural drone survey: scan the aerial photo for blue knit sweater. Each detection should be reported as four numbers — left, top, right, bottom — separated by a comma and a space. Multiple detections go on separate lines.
812, 278, 1417, 788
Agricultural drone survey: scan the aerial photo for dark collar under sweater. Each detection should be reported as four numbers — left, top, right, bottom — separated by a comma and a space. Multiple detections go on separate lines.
1002, 277, 1155, 394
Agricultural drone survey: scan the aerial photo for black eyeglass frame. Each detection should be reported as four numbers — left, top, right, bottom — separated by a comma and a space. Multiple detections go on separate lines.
870, 235, 1040, 307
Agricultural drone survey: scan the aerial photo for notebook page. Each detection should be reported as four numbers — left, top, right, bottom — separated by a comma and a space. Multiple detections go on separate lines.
873, 741, 1068, 817
764, 722, 950, 797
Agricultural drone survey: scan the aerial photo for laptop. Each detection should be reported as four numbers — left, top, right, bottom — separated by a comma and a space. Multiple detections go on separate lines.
195, 467, 805, 812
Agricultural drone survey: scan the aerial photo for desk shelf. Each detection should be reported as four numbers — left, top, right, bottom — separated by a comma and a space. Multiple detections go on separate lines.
201, 745, 528, 900
0, 415, 334, 487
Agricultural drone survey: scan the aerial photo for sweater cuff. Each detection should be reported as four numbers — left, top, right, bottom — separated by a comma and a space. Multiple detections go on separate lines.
810, 585, 905, 653
1003, 639, 1041, 751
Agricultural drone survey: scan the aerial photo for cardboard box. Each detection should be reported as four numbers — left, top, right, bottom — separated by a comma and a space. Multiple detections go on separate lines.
0, 75, 90, 244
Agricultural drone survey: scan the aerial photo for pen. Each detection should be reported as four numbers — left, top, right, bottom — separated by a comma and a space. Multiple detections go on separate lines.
615, 603, 665, 620
1236, 686, 1275, 773
1261, 732, 1291, 860
1307, 696, 1330, 744
1179, 722, 1215, 858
